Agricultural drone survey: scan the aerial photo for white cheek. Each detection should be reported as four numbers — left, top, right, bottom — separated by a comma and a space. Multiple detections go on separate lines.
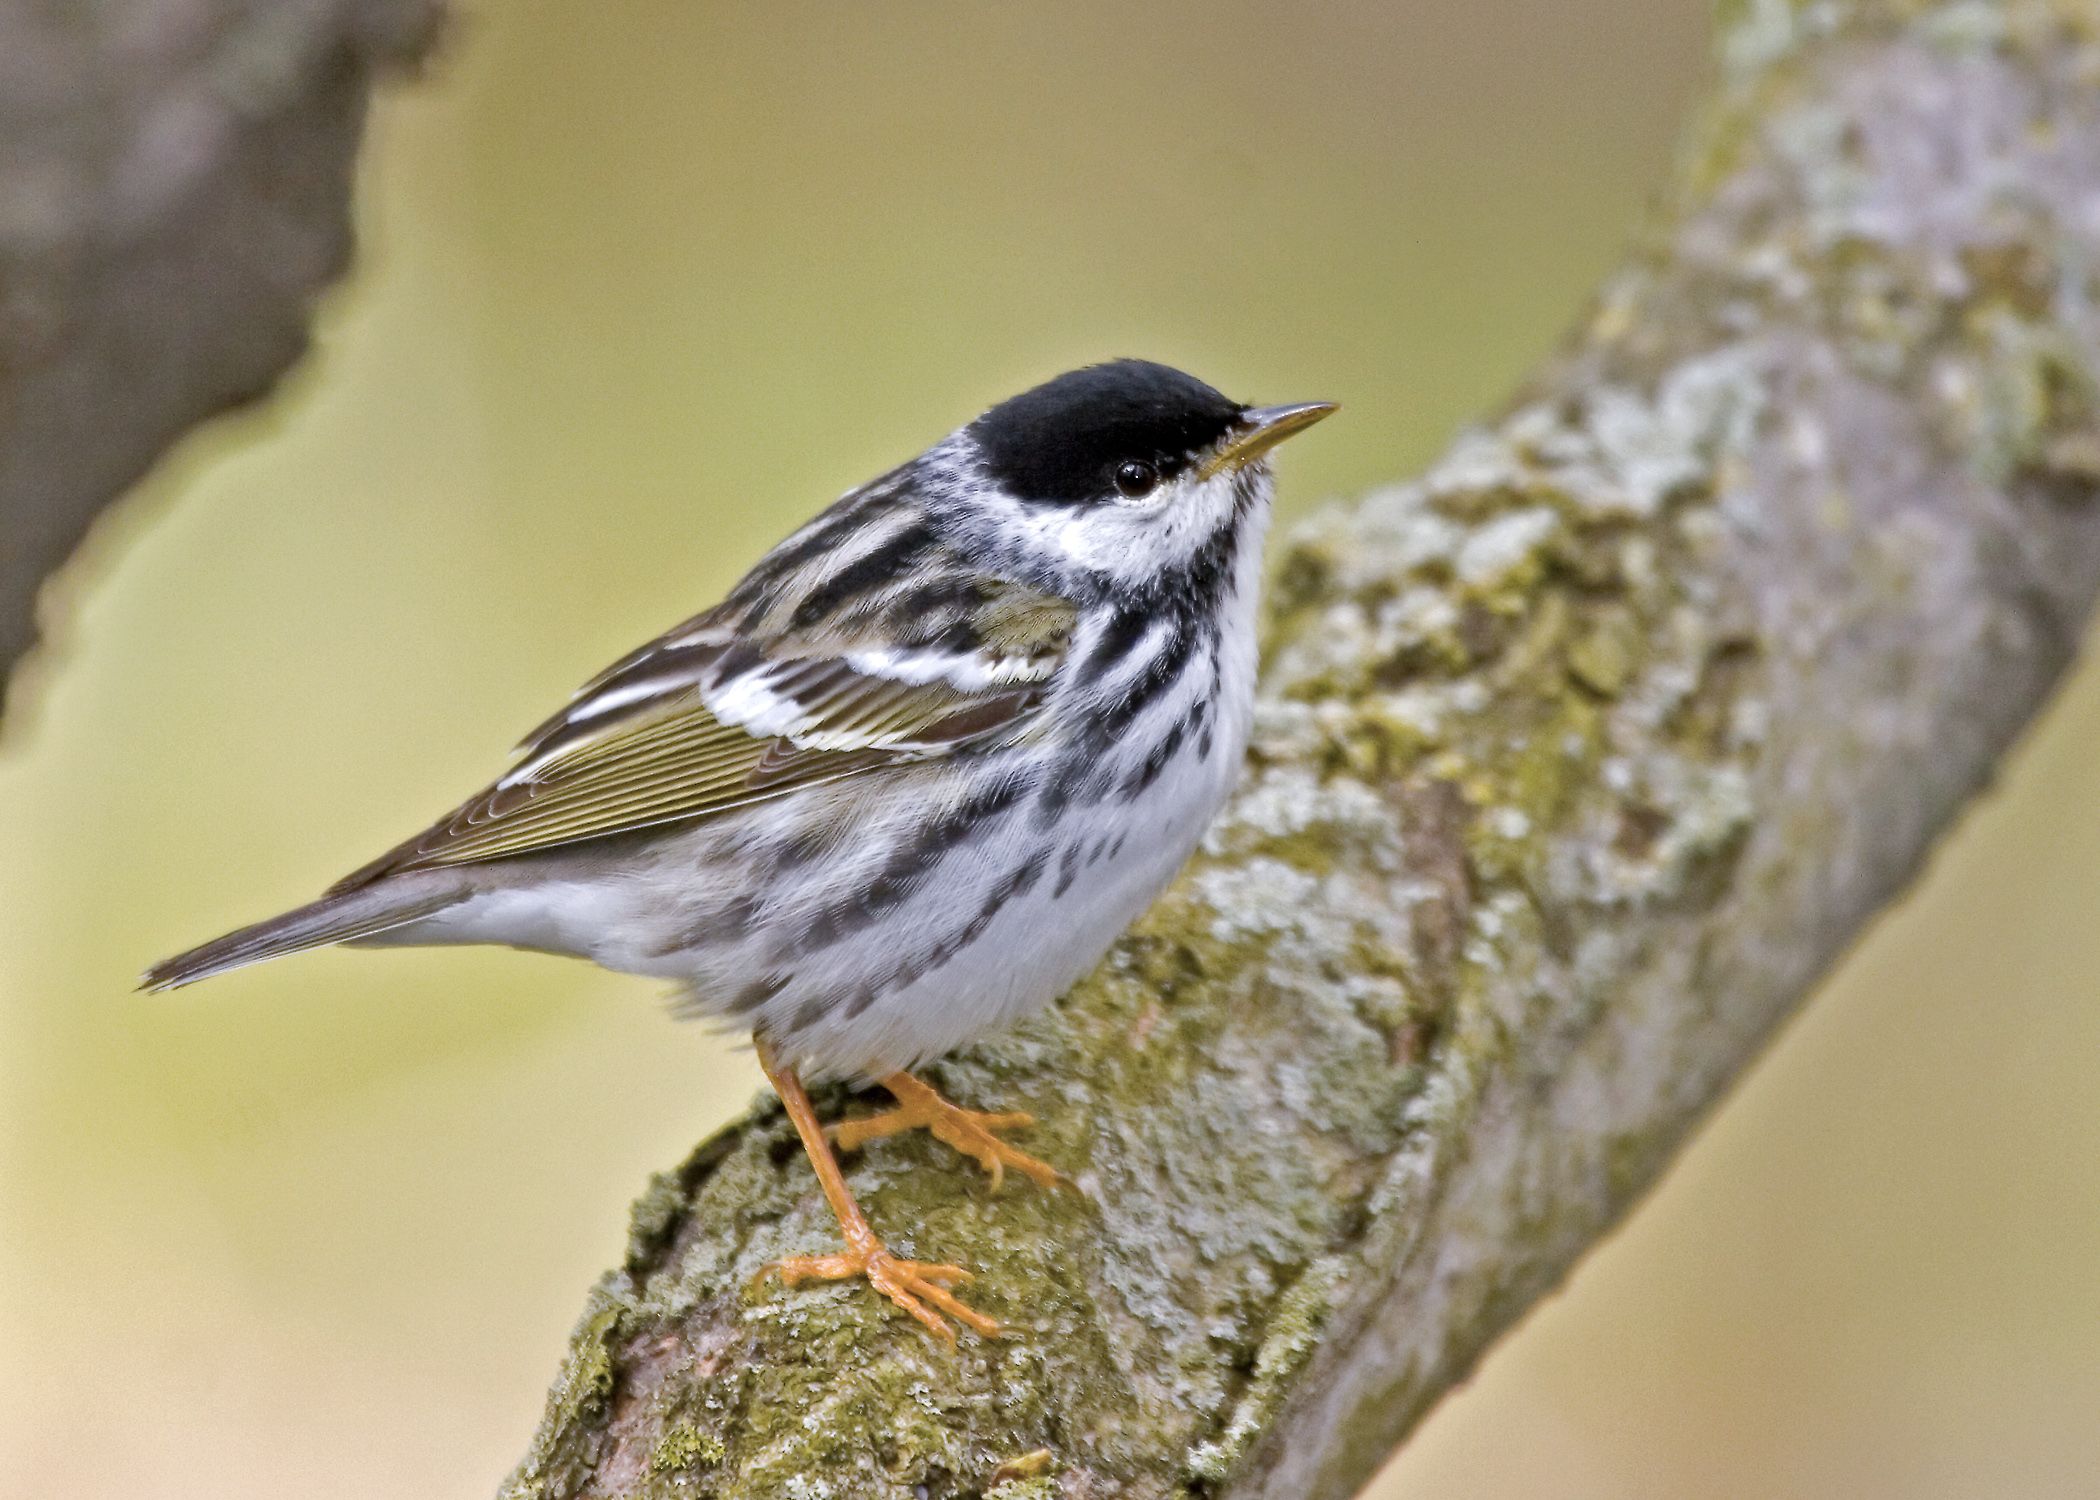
1031, 474, 1240, 583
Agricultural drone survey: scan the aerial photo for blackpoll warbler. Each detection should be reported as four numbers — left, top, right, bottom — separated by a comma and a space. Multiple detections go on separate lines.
146, 359, 1336, 1338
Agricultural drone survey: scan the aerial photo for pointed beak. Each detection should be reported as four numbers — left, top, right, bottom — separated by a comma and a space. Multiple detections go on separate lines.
1201, 400, 1341, 478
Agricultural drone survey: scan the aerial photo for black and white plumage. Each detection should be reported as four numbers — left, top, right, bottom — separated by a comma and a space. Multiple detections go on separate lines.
146, 360, 1334, 1085
146, 359, 1335, 1336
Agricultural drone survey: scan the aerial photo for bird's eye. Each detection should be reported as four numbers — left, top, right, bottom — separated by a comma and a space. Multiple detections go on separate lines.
1113, 460, 1159, 500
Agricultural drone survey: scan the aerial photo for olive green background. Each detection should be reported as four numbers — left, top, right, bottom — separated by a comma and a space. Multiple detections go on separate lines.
5, 3, 2097, 1496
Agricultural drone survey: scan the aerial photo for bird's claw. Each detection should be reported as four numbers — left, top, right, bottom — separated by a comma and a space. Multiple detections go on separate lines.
765, 1244, 1000, 1341
831, 1086, 1065, 1194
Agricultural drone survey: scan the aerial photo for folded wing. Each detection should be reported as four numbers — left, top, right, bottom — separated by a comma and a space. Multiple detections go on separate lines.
330, 574, 1073, 891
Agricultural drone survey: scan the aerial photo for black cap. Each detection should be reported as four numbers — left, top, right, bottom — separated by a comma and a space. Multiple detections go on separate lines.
968, 360, 1243, 505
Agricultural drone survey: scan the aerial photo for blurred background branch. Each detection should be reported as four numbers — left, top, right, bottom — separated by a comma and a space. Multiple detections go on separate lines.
499, 2, 2100, 1496
0, 0, 442, 727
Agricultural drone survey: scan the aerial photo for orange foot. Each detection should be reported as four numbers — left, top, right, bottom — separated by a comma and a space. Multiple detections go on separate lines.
766, 1241, 999, 1342
832, 1071, 1065, 1193
755, 1040, 1003, 1341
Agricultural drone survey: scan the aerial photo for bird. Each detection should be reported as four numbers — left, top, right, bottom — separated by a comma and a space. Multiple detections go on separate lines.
144, 358, 1337, 1339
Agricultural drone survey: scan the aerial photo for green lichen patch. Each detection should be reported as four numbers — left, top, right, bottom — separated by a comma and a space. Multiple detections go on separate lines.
1182, 1256, 1347, 1487
1956, 304, 2100, 485
503, 1294, 631, 1499
650, 1422, 725, 1475
1567, 607, 1642, 697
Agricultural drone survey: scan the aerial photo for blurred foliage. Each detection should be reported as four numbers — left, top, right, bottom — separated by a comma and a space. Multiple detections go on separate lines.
7, 3, 2095, 1498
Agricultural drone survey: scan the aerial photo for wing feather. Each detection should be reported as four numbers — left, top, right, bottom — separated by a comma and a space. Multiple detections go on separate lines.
329, 567, 1073, 891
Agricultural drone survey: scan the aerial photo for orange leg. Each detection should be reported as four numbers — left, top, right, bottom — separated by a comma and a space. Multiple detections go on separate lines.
756, 1041, 1000, 1341
831, 1070, 1066, 1193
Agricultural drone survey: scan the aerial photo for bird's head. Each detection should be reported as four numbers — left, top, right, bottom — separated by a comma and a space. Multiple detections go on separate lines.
933, 359, 1336, 597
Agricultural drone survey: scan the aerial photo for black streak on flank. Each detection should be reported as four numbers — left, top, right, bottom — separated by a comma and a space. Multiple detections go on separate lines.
1082, 607, 1157, 688
666, 892, 761, 954
1096, 620, 1196, 740
1053, 842, 1083, 898
1120, 715, 1188, 800
970, 360, 1243, 506
726, 973, 786, 1016
1035, 622, 1191, 823
795, 776, 1028, 954
919, 850, 1052, 981
838, 849, 1051, 1019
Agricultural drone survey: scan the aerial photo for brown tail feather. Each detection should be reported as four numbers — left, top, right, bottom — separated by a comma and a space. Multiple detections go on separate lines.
140, 886, 464, 992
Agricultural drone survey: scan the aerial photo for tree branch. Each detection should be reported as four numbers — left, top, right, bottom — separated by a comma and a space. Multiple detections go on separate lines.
506, 3, 2100, 1496
0, 0, 444, 727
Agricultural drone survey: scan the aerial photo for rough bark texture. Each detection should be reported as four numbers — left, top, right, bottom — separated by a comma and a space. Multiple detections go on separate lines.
500, 2, 2100, 1496
0, 0, 444, 726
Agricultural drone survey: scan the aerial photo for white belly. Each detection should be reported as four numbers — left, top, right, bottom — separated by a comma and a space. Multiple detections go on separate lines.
774, 731, 1242, 1077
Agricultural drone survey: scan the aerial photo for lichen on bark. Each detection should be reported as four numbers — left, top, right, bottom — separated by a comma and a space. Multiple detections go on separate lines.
504, 3, 2100, 1496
